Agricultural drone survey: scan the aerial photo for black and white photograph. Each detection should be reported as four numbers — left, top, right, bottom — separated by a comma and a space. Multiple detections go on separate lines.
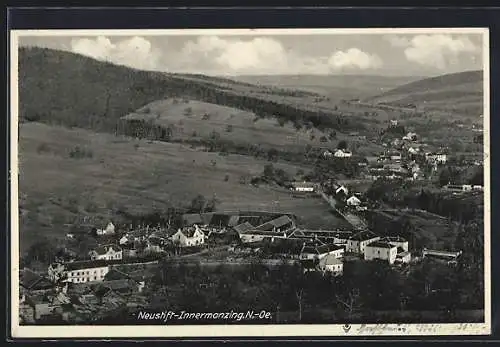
10, 28, 490, 337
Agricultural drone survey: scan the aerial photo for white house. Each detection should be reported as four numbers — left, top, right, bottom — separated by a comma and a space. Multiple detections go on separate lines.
346, 231, 380, 254
48, 260, 111, 284
290, 181, 315, 192
334, 149, 352, 158
96, 222, 116, 236
171, 225, 205, 247
364, 241, 398, 264
346, 196, 362, 206
89, 244, 123, 261
319, 255, 343, 276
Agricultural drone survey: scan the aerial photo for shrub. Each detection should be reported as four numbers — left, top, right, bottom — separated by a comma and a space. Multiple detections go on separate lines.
36, 143, 50, 154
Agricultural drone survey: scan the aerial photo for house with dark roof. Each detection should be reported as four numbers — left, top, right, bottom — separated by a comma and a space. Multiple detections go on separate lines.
233, 222, 255, 234
88, 244, 123, 261
364, 241, 399, 264
346, 231, 380, 254
255, 215, 296, 233
300, 243, 344, 260
20, 269, 54, 292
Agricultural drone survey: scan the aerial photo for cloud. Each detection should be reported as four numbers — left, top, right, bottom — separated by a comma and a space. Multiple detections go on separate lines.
70, 36, 161, 71
386, 34, 479, 69
178, 36, 383, 74
328, 48, 382, 70
67, 35, 383, 75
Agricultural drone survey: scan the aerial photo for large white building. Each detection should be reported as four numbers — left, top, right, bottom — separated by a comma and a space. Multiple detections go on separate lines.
319, 255, 344, 276
346, 231, 380, 254
364, 241, 399, 264
48, 260, 111, 284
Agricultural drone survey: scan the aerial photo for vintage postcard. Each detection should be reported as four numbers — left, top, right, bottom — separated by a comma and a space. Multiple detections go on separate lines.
10, 28, 490, 338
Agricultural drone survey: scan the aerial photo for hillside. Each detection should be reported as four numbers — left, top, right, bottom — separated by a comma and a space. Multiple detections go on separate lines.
231, 74, 421, 100
18, 47, 365, 137
365, 70, 483, 117
18, 122, 351, 251
124, 99, 340, 151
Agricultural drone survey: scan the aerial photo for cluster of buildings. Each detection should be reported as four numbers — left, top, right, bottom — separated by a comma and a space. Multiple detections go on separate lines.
20, 267, 146, 324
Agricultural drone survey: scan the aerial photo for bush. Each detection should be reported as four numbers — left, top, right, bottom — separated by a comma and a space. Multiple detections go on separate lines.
224, 174, 230, 182
69, 146, 93, 159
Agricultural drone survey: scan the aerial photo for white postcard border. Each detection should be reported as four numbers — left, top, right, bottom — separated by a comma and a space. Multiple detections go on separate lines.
10, 27, 491, 338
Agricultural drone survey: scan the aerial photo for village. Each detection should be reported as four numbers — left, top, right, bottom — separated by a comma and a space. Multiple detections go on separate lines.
19, 118, 483, 324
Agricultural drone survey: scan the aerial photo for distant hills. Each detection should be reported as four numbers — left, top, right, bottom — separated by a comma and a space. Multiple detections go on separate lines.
230, 74, 422, 100
365, 70, 483, 117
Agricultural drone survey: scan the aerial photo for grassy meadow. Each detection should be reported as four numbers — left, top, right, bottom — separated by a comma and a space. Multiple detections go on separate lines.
18, 122, 350, 251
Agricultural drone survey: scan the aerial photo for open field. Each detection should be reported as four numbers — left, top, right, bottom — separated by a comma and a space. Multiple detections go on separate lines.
18, 123, 350, 251
125, 98, 345, 151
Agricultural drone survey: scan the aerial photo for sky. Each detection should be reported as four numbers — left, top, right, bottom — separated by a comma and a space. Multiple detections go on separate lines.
18, 31, 484, 77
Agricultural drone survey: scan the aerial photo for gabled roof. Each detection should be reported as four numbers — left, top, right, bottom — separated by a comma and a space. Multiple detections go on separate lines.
234, 222, 254, 234
65, 259, 112, 271
20, 269, 54, 290
92, 244, 122, 255
320, 255, 343, 266
317, 244, 344, 254
256, 215, 294, 231
349, 230, 379, 241
178, 226, 202, 238
366, 241, 396, 249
